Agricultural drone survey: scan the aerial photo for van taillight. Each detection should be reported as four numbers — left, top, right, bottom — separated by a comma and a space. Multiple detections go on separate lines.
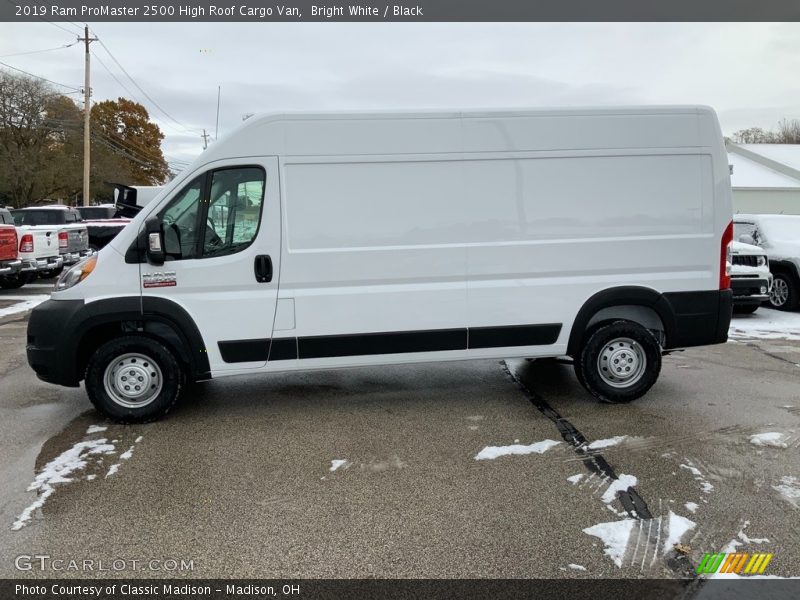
58, 231, 68, 249
19, 234, 33, 253
720, 220, 733, 290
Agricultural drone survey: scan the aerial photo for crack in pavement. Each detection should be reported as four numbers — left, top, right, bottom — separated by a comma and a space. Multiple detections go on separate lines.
744, 342, 800, 368
502, 360, 700, 581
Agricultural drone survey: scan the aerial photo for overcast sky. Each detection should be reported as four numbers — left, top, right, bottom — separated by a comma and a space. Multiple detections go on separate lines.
1, 22, 799, 169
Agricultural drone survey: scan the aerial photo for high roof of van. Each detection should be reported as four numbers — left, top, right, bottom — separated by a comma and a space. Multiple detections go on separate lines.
197, 105, 720, 166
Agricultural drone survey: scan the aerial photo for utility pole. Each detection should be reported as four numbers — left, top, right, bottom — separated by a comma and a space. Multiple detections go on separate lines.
79, 26, 97, 207
201, 129, 210, 150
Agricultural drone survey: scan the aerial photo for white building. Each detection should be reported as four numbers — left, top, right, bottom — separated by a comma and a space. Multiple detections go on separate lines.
727, 142, 800, 215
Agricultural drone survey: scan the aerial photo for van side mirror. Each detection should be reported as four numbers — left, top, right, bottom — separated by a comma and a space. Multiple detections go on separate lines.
738, 234, 755, 246
145, 216, 165, 266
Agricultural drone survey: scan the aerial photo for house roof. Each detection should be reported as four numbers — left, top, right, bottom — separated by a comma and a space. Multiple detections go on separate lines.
727, 142, 800, 190
728, 152, 800, 189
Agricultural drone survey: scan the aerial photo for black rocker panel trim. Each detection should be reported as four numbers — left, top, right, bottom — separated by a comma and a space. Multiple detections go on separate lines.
469, 324, 561, 349
218, 323, 562, 363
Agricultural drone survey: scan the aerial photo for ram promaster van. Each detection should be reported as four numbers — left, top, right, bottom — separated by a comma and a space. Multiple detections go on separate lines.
27, 107, 734, 422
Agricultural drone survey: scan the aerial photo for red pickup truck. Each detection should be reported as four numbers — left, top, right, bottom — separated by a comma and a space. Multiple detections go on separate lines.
0, 208, 23, 288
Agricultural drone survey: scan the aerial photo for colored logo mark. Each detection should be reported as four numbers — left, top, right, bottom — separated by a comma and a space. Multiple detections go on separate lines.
697, 552, 774, 575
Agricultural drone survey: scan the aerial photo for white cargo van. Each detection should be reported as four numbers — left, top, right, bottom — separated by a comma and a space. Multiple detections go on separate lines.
27, 107, 734, 422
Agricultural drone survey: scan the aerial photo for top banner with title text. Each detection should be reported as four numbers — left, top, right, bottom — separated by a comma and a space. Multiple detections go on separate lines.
3, 0, 800, 22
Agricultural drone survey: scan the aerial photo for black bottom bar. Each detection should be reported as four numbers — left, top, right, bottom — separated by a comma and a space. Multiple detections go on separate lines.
219, 323, 562, 363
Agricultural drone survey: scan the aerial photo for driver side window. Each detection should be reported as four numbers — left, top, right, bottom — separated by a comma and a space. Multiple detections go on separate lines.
157, 166, 265, 262
160, 176, 203, 261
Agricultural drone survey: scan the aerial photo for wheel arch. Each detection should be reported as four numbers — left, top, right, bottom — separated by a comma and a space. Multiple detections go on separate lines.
73, 297, 210, 384
567, 286, 676, 356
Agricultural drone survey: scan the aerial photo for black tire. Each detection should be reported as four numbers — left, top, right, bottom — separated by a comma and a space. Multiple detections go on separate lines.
0, 273, 28, 289
733, 304, 760, 315
85, 336, 184, 423
572, 354, 588, 390
577, 320, 662, 404
39, 266, 64, 279
768, 273, 798, 311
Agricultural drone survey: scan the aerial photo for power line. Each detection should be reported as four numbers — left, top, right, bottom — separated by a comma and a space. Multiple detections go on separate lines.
0, 59, 80, 91
95, 37, 203, 135
90, 49, 142, 104
0, 40, 79, 58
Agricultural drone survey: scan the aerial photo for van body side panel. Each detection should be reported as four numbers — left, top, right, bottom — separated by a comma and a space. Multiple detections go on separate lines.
463, 149, 717, 353
273, 156, 469, 368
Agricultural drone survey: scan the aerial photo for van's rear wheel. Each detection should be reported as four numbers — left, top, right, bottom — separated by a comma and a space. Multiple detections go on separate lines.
85, 336, 183, 423
576, 321, 661, 403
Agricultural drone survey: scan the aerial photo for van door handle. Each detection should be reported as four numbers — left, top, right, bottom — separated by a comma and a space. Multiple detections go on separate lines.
254, 255, 273, 283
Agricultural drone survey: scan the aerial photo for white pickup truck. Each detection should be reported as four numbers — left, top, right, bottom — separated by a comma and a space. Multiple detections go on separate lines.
0, 207, 63, 288
11, 206, 91, 277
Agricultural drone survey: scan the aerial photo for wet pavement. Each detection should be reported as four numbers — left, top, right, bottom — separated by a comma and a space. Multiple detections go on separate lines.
1, 285, 798, 579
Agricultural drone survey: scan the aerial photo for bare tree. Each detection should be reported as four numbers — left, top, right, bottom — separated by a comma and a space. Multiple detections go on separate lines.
732, 119, 800, 145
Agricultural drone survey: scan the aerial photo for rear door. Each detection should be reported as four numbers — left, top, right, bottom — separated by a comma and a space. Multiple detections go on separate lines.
139, 157, 281, 372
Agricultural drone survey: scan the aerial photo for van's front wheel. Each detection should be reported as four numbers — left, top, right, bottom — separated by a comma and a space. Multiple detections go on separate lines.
85, 336, 183, 423
576, 321, 661, 403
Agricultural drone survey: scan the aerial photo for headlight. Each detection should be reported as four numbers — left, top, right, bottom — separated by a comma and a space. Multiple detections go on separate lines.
55, 255, 97, 291
756, 255, 767, 267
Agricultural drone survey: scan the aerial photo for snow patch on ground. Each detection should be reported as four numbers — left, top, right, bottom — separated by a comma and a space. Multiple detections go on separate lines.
567, 563, 587, 571
685, 502, 699, 513
0, 297, 47, 319
587, 436, 628, 450
680, 460, 714, 493
749, 432, 789, 449
105, 464, 120, 478
474, 439, 561, 461
567, 474, 584, 485
721, 520, 770, 552
601, 474, 638, 504
729, 308, 800, 341
772, 476, 800, 508
329, 459, 349, 472
583, 519, 637, 567
662, 511, 696, 555
12, 439, 116, 530
86, 425, 107, 434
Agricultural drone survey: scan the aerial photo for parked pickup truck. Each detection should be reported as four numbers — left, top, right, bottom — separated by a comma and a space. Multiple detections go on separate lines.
12, 206, 92, 277
0, 208, 23, 288
730, 241, 772, 314
77, 204, 132, 250
0, 207, 62, 288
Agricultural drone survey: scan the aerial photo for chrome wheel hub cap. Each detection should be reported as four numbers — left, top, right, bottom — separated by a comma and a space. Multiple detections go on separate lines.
770, 279, 788, 307
104, 353, 163, 408
598, 337, 646, 388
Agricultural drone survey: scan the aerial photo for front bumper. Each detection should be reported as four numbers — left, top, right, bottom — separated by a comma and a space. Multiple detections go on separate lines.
27, 299, 86, 387
731, 276, 772, 305
0, 259, 22, 275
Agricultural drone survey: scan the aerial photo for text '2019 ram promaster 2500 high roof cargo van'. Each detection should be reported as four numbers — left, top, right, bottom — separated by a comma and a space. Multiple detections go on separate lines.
27, 107, 734, 422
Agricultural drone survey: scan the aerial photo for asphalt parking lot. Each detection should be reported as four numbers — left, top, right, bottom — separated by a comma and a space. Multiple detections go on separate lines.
1, 285, 799, 579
